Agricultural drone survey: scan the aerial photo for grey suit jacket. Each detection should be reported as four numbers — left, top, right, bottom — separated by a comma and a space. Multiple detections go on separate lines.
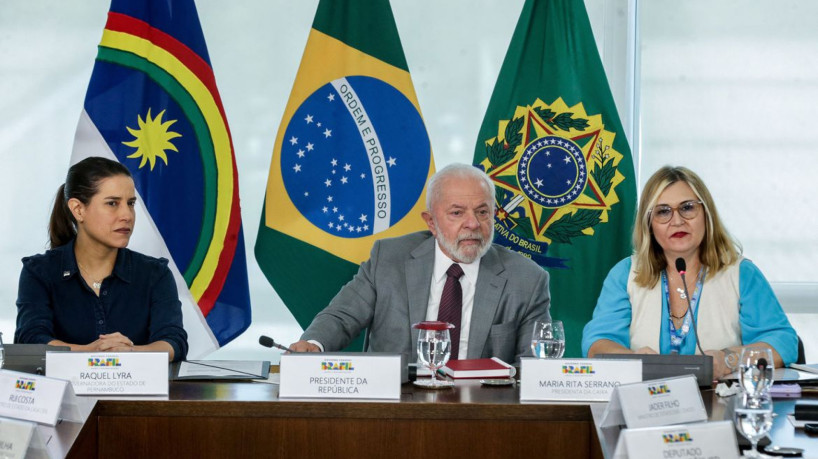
301, 231, 550, 363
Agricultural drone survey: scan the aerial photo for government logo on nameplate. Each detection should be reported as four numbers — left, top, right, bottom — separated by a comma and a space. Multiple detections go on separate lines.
0, 369, 69, 426
612, 421, 739, 459
520, 358, 642, 401
279, 353, 401, 400
45, 352, 168, 396
601, 375, 706, 429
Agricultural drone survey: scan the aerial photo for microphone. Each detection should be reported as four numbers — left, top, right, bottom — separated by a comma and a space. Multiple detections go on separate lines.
259, 335, 297, 353
674, 257, 686, 276
675, 257, 705, 355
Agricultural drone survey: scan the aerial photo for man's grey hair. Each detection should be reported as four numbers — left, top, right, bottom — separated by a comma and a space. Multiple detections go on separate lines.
425, 163, 496, 211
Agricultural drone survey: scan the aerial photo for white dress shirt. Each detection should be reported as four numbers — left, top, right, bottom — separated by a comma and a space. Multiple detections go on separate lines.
311, 240, 483, 355
424, 240, 481, 360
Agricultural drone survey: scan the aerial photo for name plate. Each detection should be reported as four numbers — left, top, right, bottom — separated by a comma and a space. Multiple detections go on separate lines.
520, 358, 642, 401
46, 352, 168, 396
0, 369, 68, 426
613, 421, 739, 459
279, 353, 401, 399
0, 417, 36, 459
602, 375, 706, 429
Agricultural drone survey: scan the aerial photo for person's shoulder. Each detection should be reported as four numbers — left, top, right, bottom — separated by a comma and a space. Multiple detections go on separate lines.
612, 256, 633, 272
737, 257, 764, 278
21, 244, 67, 273
488, 243, 544, 274
123, 248, 170, 271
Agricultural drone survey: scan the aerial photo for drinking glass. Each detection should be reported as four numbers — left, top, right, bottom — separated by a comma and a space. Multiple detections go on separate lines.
738, 347, 774, 407
413, 321, 454, 389
733, 396, 774, 458
530, 320, 565, 358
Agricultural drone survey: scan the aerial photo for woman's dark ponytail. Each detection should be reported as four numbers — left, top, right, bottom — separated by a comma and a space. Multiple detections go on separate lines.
48, 184, 76, 248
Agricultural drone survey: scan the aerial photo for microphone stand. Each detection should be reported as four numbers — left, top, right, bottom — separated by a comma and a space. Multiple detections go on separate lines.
676, 258, 706, 356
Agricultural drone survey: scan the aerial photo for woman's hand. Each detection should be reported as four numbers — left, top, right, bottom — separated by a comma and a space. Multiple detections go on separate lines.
632, 346, 659, 355
91, 332, 134, 352
704, 349, 733, 379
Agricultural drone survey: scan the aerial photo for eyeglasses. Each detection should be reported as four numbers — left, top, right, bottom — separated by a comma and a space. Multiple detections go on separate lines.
650, 200, 703, 224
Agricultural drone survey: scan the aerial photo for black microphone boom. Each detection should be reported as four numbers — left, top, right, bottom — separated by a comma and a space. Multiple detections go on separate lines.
259, 335, 297, 353
675, 257, 705, 355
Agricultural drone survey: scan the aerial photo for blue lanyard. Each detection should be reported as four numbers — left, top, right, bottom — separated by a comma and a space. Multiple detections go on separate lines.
661, 267, 705, 353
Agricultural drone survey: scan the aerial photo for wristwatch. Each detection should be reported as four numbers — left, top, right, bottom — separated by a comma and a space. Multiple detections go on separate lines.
722, 348, 739, 371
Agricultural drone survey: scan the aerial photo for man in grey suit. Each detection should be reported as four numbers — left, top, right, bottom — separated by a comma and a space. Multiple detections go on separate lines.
289, 163, 550, 363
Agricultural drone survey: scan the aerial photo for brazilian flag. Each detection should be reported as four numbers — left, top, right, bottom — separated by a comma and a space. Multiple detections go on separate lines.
256, 0, 434, 346
473, 0, 637, 357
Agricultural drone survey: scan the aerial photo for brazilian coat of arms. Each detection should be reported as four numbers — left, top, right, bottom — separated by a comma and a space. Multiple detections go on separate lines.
477, 98, 627, 268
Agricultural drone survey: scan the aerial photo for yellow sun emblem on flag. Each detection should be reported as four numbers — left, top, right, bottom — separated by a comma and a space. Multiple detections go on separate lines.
122, 108, 182, 170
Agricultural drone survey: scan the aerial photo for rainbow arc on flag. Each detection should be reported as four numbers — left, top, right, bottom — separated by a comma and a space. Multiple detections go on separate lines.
71, 0, 251, 357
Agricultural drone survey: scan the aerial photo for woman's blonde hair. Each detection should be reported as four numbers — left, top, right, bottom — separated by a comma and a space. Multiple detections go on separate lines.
633, 166, 741, 287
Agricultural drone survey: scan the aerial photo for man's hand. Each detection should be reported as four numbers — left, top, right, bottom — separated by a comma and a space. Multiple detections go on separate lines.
289, 340, 321, 353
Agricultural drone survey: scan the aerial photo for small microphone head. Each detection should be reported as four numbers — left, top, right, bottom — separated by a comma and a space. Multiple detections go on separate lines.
675, 257, 686, 274
258, 335, 275, 348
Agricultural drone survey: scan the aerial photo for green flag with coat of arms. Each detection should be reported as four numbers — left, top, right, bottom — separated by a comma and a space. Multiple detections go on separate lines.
473, 0, 637, 358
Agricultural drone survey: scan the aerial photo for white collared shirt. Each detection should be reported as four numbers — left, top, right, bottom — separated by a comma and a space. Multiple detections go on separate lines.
424, 240, 481, 360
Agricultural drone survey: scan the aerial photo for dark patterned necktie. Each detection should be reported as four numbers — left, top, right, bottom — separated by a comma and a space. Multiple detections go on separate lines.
437, 263, 464, 360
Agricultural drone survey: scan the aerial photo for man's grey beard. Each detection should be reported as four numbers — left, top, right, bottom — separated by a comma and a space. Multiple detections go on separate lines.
433, 220, 494, 264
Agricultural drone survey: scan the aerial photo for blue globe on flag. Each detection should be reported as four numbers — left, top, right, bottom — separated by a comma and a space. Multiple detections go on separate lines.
281, 76, 430, 238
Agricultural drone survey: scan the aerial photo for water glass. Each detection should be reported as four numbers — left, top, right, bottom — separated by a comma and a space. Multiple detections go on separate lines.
733, 396, 773, 458
413, 321, 454, 389
530, 320, 565, 358
738, 347, 774, 407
